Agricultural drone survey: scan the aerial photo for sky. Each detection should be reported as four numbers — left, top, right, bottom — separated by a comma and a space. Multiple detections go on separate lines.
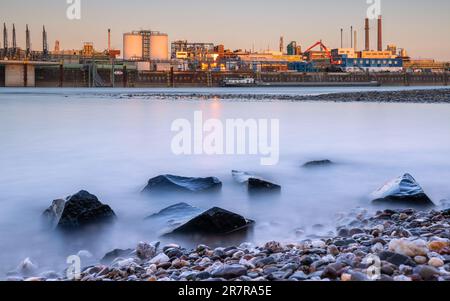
1, 0, 449, 60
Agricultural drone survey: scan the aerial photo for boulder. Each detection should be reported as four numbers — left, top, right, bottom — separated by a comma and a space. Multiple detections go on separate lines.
370, 174, 434, 207
101, 248, 135, 265
43, 190, 116, 230
302, 160, 333, 168
248, 178, 281, 192
167, 207, 254, 236
232, 170, 281, 192
142, 175, 222, 194
146, 203, 201, 221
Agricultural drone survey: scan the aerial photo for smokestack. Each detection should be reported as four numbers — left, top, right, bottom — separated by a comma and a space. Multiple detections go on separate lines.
26, 24, 31, 57
279, 36, 284, 53
3, 23, 7, 51
108, 29, 111, 53
43, 25, 48, 56
350, 26, 353, 48
365, 18, 370, 51
12, 24, 16, 50
354, 30, 357, 51
340, 28, 343, 48
377, 15, 383, 51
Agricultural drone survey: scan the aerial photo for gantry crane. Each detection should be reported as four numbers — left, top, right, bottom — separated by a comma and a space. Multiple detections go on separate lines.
303, 40, 342, 65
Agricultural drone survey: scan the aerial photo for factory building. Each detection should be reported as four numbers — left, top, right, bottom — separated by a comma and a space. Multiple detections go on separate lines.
287, 41, 302, 56
340, 57, 403, 72
171, 41, 215, 61
123, 30, 169, 61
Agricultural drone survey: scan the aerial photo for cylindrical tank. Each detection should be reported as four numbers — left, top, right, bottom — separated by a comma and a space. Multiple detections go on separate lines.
149, 34, 169, 61
123, 33, 143, 60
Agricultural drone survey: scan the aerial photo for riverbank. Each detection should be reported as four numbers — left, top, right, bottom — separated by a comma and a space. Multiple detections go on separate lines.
7, 207, 450, 282
113, 88, 450, 103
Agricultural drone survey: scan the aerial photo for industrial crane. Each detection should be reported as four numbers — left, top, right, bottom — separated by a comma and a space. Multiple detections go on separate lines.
303, 40, 342, 65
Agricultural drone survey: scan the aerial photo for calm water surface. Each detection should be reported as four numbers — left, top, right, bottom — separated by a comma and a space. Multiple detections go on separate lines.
0, 86, 449, 277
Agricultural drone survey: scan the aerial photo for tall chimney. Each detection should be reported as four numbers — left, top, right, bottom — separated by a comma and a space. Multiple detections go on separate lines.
340, 28, 343, 48
377, 15, 382, 51
350, 26, 353, 48
365, 18, 370, 51
279, 36, 284, 53
108, 29, 111, 53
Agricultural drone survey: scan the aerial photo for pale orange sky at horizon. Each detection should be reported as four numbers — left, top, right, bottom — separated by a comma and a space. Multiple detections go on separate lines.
1, 0, 450, 60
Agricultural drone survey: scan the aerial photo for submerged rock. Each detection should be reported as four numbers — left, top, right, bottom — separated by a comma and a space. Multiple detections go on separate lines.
142, 175, 222, 193
167, 207, 255, 236
145, 203, 201, 224
232, 170, 253, 184
232, 170, 281, 192
43, 190, 116, 230
101, 248, 135, 265
371, 174, 434, 207
248, 178, 281, 192
8, 258, 39, 277
302, 160, 333, 168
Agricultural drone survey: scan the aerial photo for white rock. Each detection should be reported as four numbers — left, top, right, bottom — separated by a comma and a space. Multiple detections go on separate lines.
239, 258, 255, 269
311, 240, 326, 249
388, 239, 428, 257
136, 241, 159, 260
239, 242, 254, 250
371, 242, 384, 253
149, 253, 170, 265
321, 255, 336, 263
429, 257, 444, 268
414, 256, 428, 264
146, 264, 157, 275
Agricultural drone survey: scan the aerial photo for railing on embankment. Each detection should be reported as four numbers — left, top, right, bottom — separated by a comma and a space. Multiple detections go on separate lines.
1, 67, 448, 88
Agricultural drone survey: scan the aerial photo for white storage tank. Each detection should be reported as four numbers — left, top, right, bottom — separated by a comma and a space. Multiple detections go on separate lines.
149, 34, 169, 61
123, 33, 143, 60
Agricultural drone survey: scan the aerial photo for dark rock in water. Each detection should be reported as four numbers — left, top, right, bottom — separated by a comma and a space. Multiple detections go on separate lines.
248, 178, 281, 192
145, 203, 201, 222
302, 160, 333, 168
43, 190, 116, 230
101, 248, 134, 264
142, 175, 222, 194
370, 174, 434, 207
167, 207, 254, 236
232, 170, 281, 192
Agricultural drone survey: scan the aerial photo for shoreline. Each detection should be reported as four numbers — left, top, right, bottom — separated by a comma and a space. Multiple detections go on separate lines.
96, 88, 450, 103
7, 207, 450, 282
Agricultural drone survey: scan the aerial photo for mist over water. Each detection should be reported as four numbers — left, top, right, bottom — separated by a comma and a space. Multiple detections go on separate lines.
1, 87, 450, 277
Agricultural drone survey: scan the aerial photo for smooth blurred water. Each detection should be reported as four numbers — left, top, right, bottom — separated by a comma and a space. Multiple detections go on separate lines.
0, 86, 450, 276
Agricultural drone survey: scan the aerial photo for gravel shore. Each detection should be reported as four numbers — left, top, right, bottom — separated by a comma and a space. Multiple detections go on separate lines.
113, 88, 450, 103
8, 207, 450, 282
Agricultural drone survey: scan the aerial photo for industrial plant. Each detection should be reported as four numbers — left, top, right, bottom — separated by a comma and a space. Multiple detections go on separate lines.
0, 15, 449, 88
